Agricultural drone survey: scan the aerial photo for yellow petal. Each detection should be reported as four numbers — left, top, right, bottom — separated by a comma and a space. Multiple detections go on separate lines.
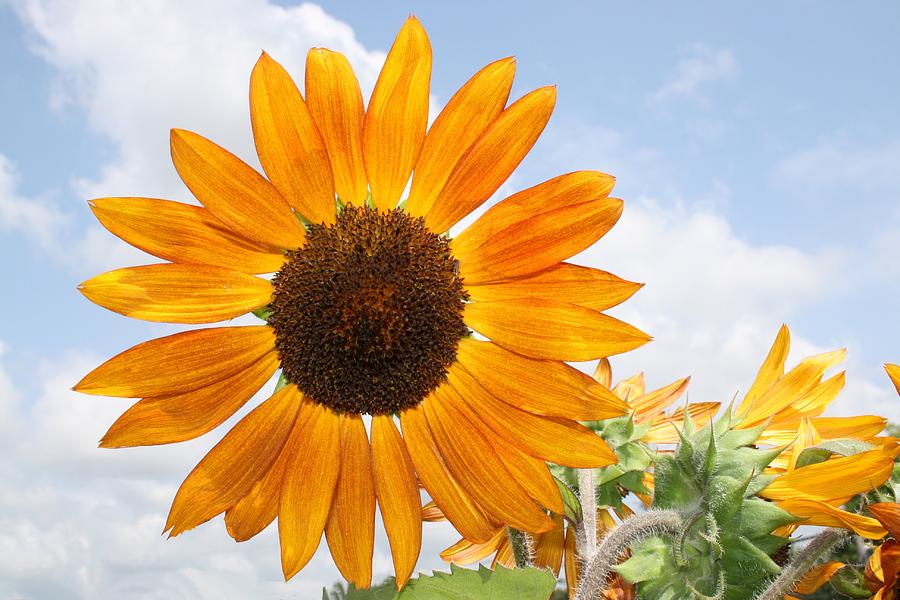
777, 498, 888, 539
363, 17, 431, 211
79, 264, 272, 324
371, 415, 422, 588
100, 350, 279, 447
463, 298, 650, 361
886, 364, 900, 395
760, 447, 896, 502
465, 263, 642, 312
738, 348, 847, 428
250, 52, 335, 224
493, 536, 516, 569
449, 364, 618, 467
279, 404, 342, 580
793, 561, 845, 594
425, 86, 556, 233
406, 57, 515, 218
631, 377, 690, 424
612, 372, 646, 404
756, 414, 887, 446
785, 418, 823, 472
424, 386, 554, 534
325, 415, 375, 589
455, 338, 627, 421
564, 525, 579, 598
89, 197, 284, 274
440, 530, 505, 565
400, 405, 497, 543
458, 198, 622, 285
593, 358, 613, 389
533, 515, 565, 576
224, 403, 310, 542
452, 171, 615, 258
164, 384, 302, 536
75, 326, 275, 398
421, 501, 446, 522
737, 324, 790, 415
170, 129, 306, 249
305, 48, 369, 206
641, 402, 719, 445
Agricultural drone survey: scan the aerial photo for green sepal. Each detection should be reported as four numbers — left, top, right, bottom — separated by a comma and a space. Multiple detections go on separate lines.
736, 498, 798, 537
701, 423, 718, 481
717, 422, 767, 450
829, 564, 872, 598
744, 473, 776, 497
554, 475, 582, 523
274, 371, 290, 392
707, 473, 749, 523
614, 536, 671, 584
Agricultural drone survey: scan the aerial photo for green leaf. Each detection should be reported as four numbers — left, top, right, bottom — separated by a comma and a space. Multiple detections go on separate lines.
829, 565, 872, 598
398, 564, 557, 600
796, 439, 876, 468
554, 475, 582, 523
322, 578, 398, 599
252, 306, 272, 321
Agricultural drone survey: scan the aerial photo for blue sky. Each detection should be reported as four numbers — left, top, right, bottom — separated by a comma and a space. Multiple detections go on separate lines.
1, 1, 898, 597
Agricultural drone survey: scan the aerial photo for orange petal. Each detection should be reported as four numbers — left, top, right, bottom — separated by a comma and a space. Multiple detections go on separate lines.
564, 525, 579, 598
75, 326, 275, 398
371, 414, 422, 588
464, 298, 650, 361
400, 404, 498, 543
457, 198, 622, 285
449, 364, 617, 467
737, 324, 790, 416
89, 197, 284, 274
224, 402, 311, 542
424, 386, 554, 533
421, 501, 445, 522
363, 17, 431, 211
425, 86, 556, 233
279, 404, 342, 580
631, 377, 690, 424
79, 264, 272, 324
452, 170, 615, 260
465, 263, 642, 312
493, 536, 516, 568
870, 503, 900, 539
406, 57, 515, 218
593, 358, 613, 389
793, 561, 844, 594
306, 49, 369, 207
164, 384, 302, 536
100, 350, 279, 447
886, 364, 900, 395
170, 128, 305, 249
440, 529, 505, 565
778, 498, 888, 539
533, 515, 565, 576
456, 338, 626, 420
325, 415, 375, 588
760, 448, 896, 502
250, 52, 335, 224
757, 414, 887, 446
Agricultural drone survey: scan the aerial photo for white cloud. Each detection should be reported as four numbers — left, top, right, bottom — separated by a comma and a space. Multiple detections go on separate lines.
775, 137, 900, 194
649, 44, 736, 105
0, 154, 69, 254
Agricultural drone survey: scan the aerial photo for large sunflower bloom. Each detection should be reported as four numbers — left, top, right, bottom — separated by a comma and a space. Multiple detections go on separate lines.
74, 18, 649, 587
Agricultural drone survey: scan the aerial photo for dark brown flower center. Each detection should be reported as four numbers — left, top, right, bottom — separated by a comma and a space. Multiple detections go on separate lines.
269, 205, 468, 415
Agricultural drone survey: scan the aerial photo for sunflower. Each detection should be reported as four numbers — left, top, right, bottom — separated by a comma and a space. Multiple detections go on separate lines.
74, 17, 649, 587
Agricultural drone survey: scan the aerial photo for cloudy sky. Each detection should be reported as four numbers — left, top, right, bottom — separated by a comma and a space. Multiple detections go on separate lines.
1, 0, 898, 597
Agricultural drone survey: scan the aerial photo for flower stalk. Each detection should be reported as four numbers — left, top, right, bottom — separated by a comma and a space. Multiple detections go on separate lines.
755, 528, 847, 600
507, 527, 534, 568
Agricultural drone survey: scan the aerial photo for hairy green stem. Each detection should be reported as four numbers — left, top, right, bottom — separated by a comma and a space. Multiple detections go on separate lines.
577, 468, 597, 558
507, 527, 534, 568
755, 528, 847, 600
573, 510, 684, 600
